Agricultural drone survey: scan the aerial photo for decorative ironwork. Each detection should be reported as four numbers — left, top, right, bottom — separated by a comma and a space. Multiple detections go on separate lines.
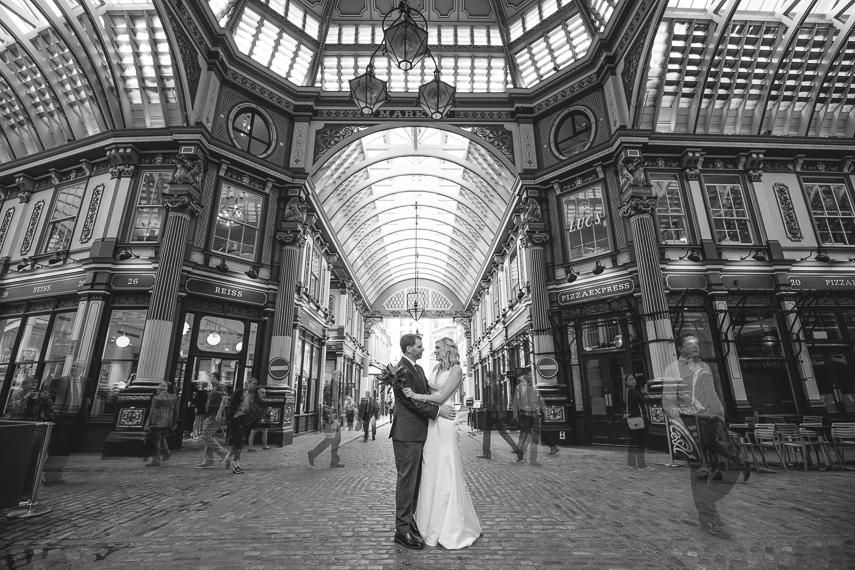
460, 126, 514, 164
772, 183, 803, 242
118, 407, 146, 428
20, 200, 44, 255
79, 184, 104, 243
0, 207, 14, 251
313, 125, 370, 162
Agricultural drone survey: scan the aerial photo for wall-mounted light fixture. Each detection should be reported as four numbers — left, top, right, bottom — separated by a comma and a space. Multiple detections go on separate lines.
740, 249, 767, 262
216, 259, 230, 273
799, 249, 831, 262
566, 268, 578, 283
592, 261, 605, 275
679, 249, 701, 262
117, 248, 140, 261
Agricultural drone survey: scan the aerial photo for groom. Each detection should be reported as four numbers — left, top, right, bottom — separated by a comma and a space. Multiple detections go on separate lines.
391, 334, 456, 550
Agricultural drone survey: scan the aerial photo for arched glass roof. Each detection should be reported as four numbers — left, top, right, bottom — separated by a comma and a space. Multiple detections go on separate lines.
312, 126, 516, 303
640, 0, 855, 136
208, 0, 621, 92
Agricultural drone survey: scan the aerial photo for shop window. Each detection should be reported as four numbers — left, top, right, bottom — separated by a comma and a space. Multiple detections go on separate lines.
91, 309, 147, 418
581, 319, 622, 352
844, 311, 855, 339
308, 247, 321, 299
730, 307, 797, 414
802, 178, 855, 246
295, 332, 320, 414
231, 108, 273, 157
3, 311, 80, 417
212, 183, 263, 260
1, 318, 23, 417
650, 173, 690, 244
130, 171, 170, 242
562, 184, 611, 261
702, 175, 755, 245
553, 110, 594, 157
798, 310, 843, 341
196, 315, 245, 355
43, 182, 86, 253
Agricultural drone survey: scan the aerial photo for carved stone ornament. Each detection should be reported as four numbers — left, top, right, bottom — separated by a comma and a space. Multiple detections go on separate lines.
747, 169, 763, 182
16, 189, 32, 204
283, 197, 308, 223
520, 198, 543, 223
79, 184, 105, 243
20, 200, 44, 255
772, 183, 803, 242
618, 196, 659, 218
0, 207, 14, 251
163, 195, 204, 216
109, 164, 137, 179
523, 232, 550, 248
168, 155, 204, 189
276, 230, 307, 247
684, 167, 700, 181
618, 157, 646, 190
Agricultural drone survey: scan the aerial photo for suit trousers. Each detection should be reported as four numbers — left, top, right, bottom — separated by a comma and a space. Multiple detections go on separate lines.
482, 414, 519, 456
310, 427, 341, 466
393, 439, 424, 535
695, 416, 740, 468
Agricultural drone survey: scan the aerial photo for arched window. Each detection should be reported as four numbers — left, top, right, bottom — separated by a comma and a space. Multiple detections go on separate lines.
554, 110, 593, 157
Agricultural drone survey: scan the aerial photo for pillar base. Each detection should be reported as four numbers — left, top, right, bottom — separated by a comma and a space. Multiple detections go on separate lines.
101, 385, 157, 458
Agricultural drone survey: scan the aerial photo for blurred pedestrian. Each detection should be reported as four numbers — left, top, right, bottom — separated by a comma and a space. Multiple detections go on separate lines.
344, 396, 356, 430
624, 374, 652, 470
248, 387, 271, 451
143, 382, 178, 467
359, 390, 378, 441
478, 371, 522, 461
308, 404, 344, 468
191, 382, 208, 439
196, 373, 228, 469
224, 378, 259, 474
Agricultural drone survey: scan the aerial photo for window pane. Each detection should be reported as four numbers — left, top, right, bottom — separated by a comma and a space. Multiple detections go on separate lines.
562, 184, 611, 260
804, 179, 855, 245
132, 172, 169, 242
16, 315, 51, 363
196, 316, 245, 353
46, 312, 77, 361
43, 183, 86, 253
651, 173, 689, 244
212, 184, 263, 260
704, 178, 754, 244
0, 317, 21, 365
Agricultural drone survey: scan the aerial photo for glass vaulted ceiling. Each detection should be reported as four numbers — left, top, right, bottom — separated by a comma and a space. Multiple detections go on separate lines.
312, 127, 515, 304
208, 0, 621, 92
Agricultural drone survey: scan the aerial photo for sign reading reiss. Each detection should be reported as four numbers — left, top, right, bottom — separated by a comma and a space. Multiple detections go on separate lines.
557, 277, 634, 305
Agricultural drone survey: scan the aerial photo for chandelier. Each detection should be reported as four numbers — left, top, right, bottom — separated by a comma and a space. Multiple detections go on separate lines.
406, 201, 425, 321
349, 0, 455, 119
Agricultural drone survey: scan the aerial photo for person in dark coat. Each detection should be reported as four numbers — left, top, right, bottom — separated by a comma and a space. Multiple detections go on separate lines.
624, 374, 652, 470
192, 382, 209, 438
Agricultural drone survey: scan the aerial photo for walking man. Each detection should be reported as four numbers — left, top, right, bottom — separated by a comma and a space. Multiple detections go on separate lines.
359, 390, 378, 441
477, 371, 522, 461
196, 372, 228, 468
308, 404, 344, 468
143, 382, 178, 467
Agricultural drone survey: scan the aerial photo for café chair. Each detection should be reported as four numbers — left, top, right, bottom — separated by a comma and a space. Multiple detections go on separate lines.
776, 424, 832, 471
830, 423, 855, 470
798, 427, 837, 471
726, 426, 758, 471
752, 425, 788, 473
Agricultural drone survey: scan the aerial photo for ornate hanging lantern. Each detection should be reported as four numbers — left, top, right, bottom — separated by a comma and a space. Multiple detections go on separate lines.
418, 70, 456, 120
383, 1, 429, 71
349, 65, 389, 115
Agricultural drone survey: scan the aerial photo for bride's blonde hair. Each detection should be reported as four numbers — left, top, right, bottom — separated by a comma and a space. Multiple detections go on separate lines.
436, 337, 460, 371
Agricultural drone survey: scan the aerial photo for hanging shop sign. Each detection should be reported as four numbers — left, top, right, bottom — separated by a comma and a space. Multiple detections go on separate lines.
185, 279, 267, 305
665, 274, 707, 290
536, 356, 559, 379
557, 277, 634, 305
111, 273, 156, 290
0, 277, 85, 302
787, 275, 855, 290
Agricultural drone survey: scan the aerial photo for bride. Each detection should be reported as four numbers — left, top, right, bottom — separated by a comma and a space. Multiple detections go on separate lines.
403, 337, 482, 550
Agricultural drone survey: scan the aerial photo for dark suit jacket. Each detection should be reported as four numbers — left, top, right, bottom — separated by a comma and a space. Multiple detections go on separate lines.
390, 357, 439, 442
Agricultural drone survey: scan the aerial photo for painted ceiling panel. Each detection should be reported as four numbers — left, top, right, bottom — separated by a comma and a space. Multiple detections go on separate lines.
312, 126, 515, 304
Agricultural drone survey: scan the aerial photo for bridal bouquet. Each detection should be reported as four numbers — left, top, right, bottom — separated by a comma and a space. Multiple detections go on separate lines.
376, 363, 405, 391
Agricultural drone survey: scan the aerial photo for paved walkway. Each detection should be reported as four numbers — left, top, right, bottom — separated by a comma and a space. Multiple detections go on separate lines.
2, 420, 854, 570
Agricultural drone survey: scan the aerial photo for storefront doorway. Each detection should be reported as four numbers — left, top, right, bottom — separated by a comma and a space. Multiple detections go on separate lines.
809, 348, 855, 418
581, 354, 631, 445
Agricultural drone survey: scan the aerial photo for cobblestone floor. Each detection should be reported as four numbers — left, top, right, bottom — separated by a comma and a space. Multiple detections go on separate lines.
2, 420, 854, 570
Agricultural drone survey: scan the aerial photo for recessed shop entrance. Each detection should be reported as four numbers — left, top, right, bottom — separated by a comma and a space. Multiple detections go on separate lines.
809, 348, 855, 419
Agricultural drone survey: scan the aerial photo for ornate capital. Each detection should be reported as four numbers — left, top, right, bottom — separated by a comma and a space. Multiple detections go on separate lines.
14, 173, 34, 203
325, 252, 339, 265
747, 169, 763, 182
519, 197, 543, 223
283, 197, 308, 223
618, 196, 658, 218
618, 156, 647, 191
522, 231, 550, 248
163, 195, 203, 216
109, 164, 137, 179
276, 229, 307, 247
684, 167, 699, 181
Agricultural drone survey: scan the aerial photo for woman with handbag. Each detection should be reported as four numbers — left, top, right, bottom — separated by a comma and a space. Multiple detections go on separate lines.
624, 374, 652, 470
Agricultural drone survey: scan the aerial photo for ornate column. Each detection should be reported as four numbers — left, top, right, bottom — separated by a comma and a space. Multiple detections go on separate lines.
270, 195, 310, 387
617, 153, 676, 380
135, 153, 205, 386
518, 195, 555, 386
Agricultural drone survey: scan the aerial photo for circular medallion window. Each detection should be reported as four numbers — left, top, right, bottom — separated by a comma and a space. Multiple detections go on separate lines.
230, 107, 276, 157
552, 109, 594, 158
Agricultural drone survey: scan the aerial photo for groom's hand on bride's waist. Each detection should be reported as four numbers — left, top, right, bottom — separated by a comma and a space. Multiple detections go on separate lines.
438, 405, 456, 420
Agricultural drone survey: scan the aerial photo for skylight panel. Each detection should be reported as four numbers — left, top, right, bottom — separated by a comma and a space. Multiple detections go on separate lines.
234, 8, 260, 53
208, 0, 230, 25
473, 27, 488, 45
491, 28, 502, 45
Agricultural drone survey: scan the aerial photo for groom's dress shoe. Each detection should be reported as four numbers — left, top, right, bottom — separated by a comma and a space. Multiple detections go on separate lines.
394, 532, 425, 550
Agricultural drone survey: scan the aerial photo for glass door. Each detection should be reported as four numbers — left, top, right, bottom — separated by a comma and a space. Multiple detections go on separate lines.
582, 354, 630, 445
809, 349, 855, 418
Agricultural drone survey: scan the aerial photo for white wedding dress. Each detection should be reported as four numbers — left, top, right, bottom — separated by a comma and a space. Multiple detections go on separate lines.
416, 367, 482, 549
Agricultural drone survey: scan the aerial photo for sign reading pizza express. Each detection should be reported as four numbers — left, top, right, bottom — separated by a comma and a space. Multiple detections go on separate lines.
557, 277, 634, 305
788, 275, 855, 290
